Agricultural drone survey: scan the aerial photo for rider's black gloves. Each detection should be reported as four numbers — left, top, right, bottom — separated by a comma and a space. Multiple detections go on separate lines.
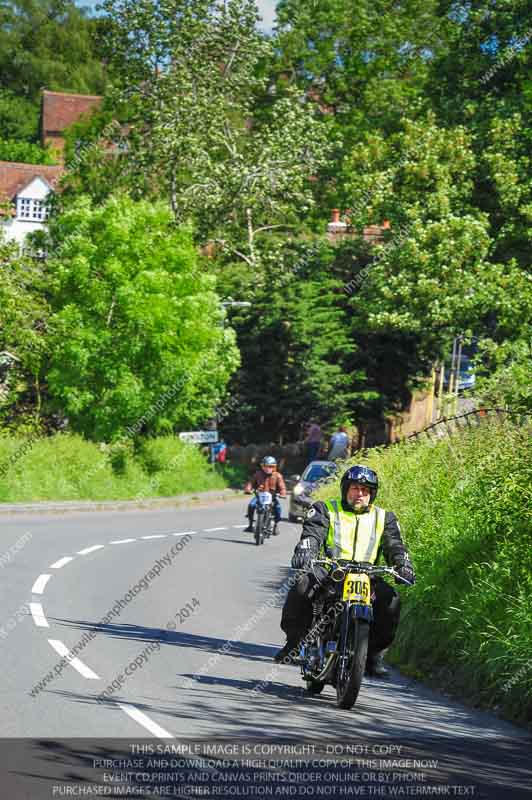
395, 559, 416, 585
291, 539, 315, 570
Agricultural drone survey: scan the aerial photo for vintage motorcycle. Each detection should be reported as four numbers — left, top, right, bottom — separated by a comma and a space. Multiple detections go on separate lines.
253, 489, 278, 545
298, 558, 412, 709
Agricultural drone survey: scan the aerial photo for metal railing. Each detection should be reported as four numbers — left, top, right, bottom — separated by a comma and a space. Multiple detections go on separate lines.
406, 407, 530, 442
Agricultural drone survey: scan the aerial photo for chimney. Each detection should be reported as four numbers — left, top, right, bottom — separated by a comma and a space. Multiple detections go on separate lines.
327, 208, 348, 237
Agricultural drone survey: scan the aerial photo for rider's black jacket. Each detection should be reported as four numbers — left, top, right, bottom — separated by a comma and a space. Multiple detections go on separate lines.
299, 500, 412, 568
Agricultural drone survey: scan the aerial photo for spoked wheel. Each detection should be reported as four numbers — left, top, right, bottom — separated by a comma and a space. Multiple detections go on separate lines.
254, 514, 265, 546
263, 510, 273, 538
336, 618, 369, 709
306, 678, 325, 695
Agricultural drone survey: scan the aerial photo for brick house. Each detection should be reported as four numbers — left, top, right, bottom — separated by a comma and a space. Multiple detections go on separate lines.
1, 90, 102, 248
41, 90, 102, 157
0, 162, 64, 250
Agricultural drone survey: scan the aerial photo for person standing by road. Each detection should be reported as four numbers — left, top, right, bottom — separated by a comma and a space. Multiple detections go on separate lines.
327, 425, 350, 461
304, 419, 322, 464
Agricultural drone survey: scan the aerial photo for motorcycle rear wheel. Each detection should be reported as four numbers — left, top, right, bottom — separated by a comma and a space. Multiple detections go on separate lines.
336, 618, 369, 710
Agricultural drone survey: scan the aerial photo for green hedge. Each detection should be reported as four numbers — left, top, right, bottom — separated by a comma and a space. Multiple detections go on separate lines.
0, 434, 229, 502
319, 419, 532, 724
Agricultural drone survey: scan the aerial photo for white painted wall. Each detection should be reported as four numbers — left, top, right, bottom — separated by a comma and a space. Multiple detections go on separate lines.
1, 176, 52, 249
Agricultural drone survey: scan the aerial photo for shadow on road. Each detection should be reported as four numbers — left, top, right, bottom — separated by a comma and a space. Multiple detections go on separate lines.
50, 617, 278, 663
203, 536, 258, 546
178, 672, 308, 701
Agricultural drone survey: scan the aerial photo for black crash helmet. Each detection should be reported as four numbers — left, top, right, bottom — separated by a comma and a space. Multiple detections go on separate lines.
340, 465, 378, 504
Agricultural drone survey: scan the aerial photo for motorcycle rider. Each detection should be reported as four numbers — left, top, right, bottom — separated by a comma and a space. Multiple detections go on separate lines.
244, 456, 287, 534
274, 465, 415, 677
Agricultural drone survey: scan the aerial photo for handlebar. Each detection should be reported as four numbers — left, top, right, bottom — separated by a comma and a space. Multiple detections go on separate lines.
309, 558, 414, 586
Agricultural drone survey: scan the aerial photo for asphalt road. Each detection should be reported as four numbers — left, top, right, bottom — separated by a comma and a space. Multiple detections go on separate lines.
0, 498, 530, 799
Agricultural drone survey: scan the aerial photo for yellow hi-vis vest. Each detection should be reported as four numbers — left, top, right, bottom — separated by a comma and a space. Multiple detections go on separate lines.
323, 499, 386, 562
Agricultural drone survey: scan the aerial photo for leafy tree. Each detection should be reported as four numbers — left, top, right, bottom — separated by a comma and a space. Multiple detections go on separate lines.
218, 240, 366, 442
274, 0, 440, 134
0, 138, 56, 164
98, 0, 329, 263
479, 112, 532, 269
330, 113, 531, 400
425, 0, 532, 125
54, 0, 532, 444
43, 194, 240, 441
475, 339, 532, 413
0, 90, 39, 141
0, 234, 50, 430
58, 107, 132, 204
0, 0, 106, 103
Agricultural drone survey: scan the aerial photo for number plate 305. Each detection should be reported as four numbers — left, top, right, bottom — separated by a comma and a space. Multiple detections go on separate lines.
343, 572, 371, 604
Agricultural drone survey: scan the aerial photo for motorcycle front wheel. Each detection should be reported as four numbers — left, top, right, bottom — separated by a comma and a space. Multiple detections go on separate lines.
254, 513, 265, 546
336, 618, 369, 710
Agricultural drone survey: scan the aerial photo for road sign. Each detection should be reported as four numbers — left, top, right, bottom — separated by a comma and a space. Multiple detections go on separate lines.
179, 431, 219, 444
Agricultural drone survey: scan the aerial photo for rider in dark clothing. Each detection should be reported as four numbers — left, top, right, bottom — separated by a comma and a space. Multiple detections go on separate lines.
275, 465, 415, 677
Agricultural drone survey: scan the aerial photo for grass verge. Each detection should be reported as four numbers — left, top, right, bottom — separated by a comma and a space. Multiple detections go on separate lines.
0, 433, 243, 502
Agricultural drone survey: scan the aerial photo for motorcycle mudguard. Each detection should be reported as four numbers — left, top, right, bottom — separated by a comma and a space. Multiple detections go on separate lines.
350, 604, 373, 623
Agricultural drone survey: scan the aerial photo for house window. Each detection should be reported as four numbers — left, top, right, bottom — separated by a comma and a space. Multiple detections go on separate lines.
17, 198, 47, 221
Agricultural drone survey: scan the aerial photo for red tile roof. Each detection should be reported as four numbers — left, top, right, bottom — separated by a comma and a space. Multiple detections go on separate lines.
41, 90, 102, 136
0, 161, 64, 204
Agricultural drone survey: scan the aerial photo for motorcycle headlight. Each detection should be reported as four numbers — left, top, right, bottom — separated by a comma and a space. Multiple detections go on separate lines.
293, 484, 305, 497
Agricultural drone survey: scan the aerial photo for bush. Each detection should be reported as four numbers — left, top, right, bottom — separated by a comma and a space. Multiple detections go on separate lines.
318, 418, 532, 723
0, 434, 228, 502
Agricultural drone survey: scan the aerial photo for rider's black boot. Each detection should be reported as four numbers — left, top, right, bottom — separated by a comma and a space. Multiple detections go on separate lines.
244, 514, 254, 533
273, 638, 301, 664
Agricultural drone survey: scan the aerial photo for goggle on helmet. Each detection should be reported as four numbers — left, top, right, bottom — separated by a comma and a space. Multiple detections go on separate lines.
341, 465, 378, 504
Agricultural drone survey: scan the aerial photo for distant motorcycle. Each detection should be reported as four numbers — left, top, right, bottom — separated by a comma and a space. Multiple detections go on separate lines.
298, 559, 412, 709
253, 489, 276, 546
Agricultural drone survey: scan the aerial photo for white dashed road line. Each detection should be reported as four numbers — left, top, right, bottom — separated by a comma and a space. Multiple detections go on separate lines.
48, 639, 100, 680
152, 530, 185, 535
31, 574, 51, 595
29, 524, 208, 739
30, 602, 49, 628
119, 703, 173, 739
77, 545, 105, 555
233, 524, 247, 529
49, 556, 74, 569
